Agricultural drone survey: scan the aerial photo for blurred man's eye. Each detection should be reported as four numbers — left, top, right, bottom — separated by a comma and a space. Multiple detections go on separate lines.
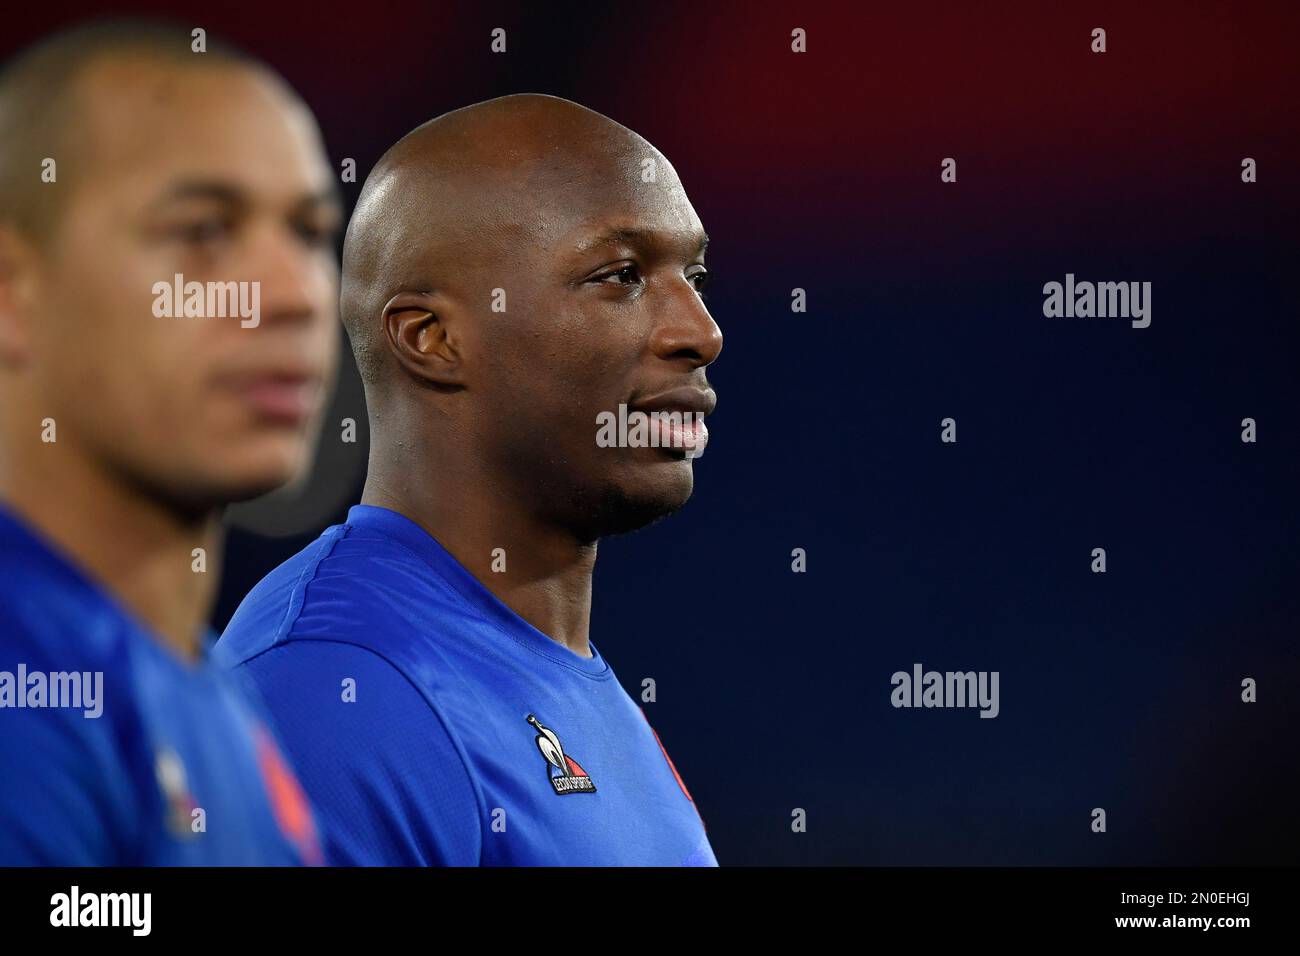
292, 217, 339, 249
169, 218, 233, 246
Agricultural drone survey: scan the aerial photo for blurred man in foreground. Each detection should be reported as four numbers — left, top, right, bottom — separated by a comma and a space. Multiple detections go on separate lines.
0, 20, 339, 864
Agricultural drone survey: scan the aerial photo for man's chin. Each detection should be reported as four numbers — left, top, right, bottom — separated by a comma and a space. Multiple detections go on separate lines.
177, 460, 306, 512
220, 473, 299, 506
578, 470, 695, 540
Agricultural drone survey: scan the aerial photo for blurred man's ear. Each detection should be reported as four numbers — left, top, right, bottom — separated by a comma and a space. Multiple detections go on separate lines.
0, 226, 37, 367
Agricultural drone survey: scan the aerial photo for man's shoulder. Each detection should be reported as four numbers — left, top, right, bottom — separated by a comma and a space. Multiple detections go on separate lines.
0, 515, 134, 670
217, 517, 472, 666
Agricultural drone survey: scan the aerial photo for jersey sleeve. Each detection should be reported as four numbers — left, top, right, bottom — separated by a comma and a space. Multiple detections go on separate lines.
233, 639, 482, 866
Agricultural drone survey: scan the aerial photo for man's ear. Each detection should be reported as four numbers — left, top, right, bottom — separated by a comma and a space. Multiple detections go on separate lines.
0, 226, 36, 367
381, 290, 467, 389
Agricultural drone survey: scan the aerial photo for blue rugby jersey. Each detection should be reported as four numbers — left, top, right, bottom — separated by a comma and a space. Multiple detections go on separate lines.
217, 504, 717, 866
0, 504, 320, 865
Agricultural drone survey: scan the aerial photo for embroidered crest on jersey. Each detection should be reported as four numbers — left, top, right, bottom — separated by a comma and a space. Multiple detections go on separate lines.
527, 714, 596, 794
153, 746, 199, 839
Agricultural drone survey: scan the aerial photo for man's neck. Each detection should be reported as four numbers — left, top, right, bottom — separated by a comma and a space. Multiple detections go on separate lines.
0, 435, 221, 663
362, 471, 598, 659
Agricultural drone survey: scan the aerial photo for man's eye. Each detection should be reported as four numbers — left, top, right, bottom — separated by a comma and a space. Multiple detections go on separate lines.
594, 264, 640, 285
689, 270, 712, 295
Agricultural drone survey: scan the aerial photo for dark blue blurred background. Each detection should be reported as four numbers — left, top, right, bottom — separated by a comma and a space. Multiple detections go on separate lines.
10, 0, 1296, 864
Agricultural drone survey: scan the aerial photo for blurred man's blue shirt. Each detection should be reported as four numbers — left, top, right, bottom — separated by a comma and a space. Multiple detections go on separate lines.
0, 505, 320, 865
217, 503, 717, 866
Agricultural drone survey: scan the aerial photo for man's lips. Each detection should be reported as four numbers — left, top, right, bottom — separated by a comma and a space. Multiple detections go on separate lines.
630, 386, 717, 417
651, 413, 707, 453
630, 386, 716, 455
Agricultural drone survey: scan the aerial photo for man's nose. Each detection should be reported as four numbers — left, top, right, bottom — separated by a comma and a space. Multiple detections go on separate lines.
649, 278, 723, 367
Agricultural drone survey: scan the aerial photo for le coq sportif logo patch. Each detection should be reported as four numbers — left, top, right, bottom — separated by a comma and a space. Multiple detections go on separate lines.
527, 714, 596, 794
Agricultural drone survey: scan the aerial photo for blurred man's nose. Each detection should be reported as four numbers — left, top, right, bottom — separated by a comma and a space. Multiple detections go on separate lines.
649, 277, 723, 367
245, 220, 334, 328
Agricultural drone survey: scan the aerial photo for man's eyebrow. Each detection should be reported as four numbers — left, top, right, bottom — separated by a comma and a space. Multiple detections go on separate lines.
152, 181, 247, 207
575, 226, 710, 256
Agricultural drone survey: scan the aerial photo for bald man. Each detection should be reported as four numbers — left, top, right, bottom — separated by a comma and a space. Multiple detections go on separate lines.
0, 21, 338, 864
218, 94, 723, 866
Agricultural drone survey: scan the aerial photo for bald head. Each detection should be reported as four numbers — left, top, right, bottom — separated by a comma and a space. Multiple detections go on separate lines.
341, 94, 680, 387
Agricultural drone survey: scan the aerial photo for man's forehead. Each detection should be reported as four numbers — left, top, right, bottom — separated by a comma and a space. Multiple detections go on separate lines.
523, 168, 703, 249
75, 55, 244, 129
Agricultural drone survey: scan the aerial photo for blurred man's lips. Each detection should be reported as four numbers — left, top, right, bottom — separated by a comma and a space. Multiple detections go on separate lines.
230, 371, 322, 426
